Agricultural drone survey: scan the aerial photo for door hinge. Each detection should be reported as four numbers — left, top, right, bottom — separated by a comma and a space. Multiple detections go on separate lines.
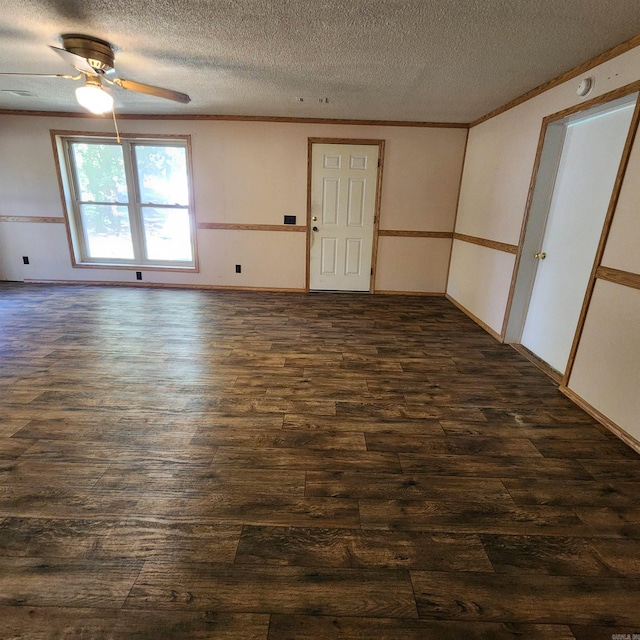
378, 159, 381, 167
371, 267, 374, 275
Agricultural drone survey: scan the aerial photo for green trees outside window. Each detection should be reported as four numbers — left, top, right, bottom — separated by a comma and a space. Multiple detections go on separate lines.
60, 136, 195, 268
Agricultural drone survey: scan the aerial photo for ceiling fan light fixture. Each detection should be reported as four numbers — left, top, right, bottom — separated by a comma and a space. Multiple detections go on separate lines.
75, 82, 113, 114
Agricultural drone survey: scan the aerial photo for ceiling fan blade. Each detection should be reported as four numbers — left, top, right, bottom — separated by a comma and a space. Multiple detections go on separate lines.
112, 78, 191, 103
0, 72, 78, 79
50, 45, 98, 75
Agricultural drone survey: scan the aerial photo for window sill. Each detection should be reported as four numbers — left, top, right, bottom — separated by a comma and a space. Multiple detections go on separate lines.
72, 261, 199, 273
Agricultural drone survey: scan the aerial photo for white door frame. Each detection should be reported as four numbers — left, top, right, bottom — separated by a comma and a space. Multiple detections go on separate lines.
306, 138, 385, 293
504, 91, 639, 381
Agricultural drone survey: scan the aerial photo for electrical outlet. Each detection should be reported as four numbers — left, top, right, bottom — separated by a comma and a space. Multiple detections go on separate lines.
136, 272, 142, 280
235, 265, 241, 273
22, 256, 29, 265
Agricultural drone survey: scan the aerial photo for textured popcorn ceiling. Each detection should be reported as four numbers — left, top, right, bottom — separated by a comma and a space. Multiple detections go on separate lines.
0, 0, 639, 122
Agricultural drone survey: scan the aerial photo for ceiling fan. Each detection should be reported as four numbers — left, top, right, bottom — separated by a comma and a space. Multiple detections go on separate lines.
0, 34, 191, 114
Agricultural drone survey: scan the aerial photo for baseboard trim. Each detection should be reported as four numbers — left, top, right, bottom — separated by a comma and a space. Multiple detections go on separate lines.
445, 294, 502, 342
559, 384, 640, 455
16, 280, 455, 298
510, 343, 562, 384
23, 279, 307, 293
375, 290, 446, 296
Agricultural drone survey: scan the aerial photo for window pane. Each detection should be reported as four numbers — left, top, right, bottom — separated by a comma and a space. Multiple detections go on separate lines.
135, 145, 189, 205
70, 143, 128, 203
80, 204, 134, 259
142, 207, 192, 262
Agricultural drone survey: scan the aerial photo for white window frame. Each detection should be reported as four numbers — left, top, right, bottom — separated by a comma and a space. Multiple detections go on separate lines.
54, 132, 198, 271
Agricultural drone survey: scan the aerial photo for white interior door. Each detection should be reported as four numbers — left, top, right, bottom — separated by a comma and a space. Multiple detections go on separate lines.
520, 101, 635, 373
309, 143, 379, 291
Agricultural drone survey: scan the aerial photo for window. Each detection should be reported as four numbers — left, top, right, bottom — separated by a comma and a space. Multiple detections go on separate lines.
56, 135, 197, 270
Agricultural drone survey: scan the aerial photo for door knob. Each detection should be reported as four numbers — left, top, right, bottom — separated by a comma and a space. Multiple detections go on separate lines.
312, 216, 318, 222
534, 252, 547, 260
312, 226, 319, 232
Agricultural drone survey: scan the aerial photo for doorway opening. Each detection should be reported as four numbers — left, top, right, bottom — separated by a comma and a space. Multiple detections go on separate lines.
505, 93, 638, 377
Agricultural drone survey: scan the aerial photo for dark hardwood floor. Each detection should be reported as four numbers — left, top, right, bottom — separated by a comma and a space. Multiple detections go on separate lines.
1, 282, 640, 639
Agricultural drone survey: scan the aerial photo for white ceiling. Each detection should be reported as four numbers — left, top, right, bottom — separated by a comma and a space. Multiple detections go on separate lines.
0, 0, 639, 122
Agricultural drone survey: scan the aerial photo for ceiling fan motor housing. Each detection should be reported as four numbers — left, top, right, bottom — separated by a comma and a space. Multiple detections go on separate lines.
62, 35, 115, 72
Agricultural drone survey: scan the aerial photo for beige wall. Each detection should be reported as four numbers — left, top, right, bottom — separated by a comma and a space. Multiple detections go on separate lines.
601, 131, 640, 275
0, 115, 466, 291
568, 281, 640, 443
379, 127, 465, 232
446, 241, 515, 334
449, 44, 640, 443
375, 237, 452, 294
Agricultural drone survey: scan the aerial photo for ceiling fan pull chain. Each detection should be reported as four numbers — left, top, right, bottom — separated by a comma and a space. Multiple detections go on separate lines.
112, 105, 121, 144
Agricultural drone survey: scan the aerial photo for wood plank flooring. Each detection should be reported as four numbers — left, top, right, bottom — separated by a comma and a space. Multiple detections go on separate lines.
1, 283, 640, 639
